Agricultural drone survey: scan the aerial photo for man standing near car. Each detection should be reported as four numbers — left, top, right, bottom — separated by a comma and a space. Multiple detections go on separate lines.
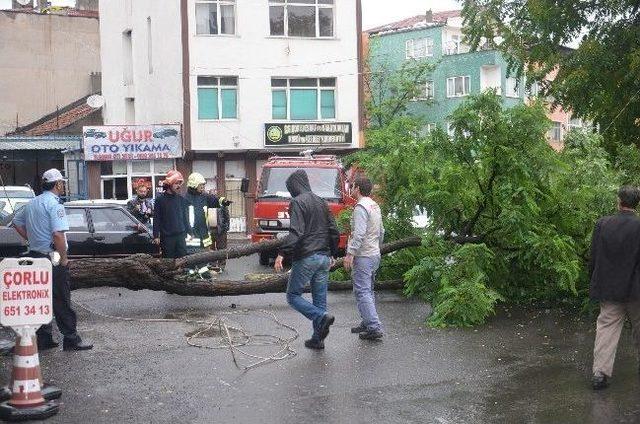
127, 178, 154, 228
12, 168, 93, 351
343, 176, 385, 340
274, 170, 340, 350
153, 170, 190, 259
589, 185, 640, 390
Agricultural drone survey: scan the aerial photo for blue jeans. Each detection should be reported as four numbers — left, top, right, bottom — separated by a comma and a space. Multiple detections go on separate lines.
352, 256, 383, 332
286, 253, 331, 341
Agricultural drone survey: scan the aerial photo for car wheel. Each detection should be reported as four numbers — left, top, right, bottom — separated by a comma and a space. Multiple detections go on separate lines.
259, 252, 271, 266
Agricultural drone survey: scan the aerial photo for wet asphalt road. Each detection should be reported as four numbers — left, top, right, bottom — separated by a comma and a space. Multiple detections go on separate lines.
1, 252, 639, 424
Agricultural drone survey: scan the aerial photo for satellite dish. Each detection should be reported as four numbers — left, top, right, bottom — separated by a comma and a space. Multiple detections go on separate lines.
86, 94, 105, 108
16, 0, 32, 5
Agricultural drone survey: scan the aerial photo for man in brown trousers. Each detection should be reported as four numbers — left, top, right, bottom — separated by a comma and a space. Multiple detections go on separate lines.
590, 185, 640, 390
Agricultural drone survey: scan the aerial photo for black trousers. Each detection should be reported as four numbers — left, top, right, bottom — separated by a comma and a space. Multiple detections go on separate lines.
37, 264, 78, 342
213, 232, 228, 267
161, 233, 188, 259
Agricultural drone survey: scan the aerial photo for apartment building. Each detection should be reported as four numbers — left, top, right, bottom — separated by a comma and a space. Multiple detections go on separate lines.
366, 10, 581, 144
97, 0, 363, 231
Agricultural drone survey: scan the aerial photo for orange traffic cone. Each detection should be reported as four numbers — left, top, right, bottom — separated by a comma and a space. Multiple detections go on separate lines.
0, 332, 59, 421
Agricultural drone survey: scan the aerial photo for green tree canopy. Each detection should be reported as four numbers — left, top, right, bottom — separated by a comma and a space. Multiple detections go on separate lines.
462, 0, 640, 150
352, 92, 620, 326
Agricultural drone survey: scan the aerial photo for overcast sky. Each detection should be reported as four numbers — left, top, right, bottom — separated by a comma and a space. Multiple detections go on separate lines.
362, 0, 462, 30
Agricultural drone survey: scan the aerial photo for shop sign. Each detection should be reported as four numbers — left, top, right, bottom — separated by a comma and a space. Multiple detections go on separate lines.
83, 125, 183, 161
0, 258, 53, 327
264, 123, 352, 147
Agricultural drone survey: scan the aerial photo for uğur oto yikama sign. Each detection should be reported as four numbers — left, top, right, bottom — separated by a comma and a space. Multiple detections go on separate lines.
83, 125, 183, 161
0, 258, 53, 327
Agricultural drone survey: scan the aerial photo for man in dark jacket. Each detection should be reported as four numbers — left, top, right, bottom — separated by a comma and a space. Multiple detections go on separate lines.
153, 170, 190, 259
590, 185, 640, 390
127, 178, 154, 227
274, 170, 341, 350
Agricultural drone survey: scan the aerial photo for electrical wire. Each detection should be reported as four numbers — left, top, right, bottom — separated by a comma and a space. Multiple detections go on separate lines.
73, 301, 299, 372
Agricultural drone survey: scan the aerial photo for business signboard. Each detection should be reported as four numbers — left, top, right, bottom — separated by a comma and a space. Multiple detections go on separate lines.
264, 122, 352, 147
0, 258, 53, 327
83, 125, 183, 161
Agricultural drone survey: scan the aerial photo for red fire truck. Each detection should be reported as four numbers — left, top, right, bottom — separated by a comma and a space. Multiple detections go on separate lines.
251, 153, 356, 265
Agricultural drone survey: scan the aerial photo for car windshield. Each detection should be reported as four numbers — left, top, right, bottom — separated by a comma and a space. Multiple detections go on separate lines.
1, 189, 34, 198
259, 167, 341, 200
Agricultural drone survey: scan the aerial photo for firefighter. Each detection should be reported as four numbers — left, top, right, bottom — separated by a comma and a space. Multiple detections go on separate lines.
153, 170, 189, 259
184, 172, 232, 269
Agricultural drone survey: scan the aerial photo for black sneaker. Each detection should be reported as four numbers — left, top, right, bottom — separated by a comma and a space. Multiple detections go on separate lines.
304, 339, 324, 350
318, 314, 335, 340
62, 337, 93, 352
359, 330, 384, 341
351, 324, 367, 334
592, 373, 609, 390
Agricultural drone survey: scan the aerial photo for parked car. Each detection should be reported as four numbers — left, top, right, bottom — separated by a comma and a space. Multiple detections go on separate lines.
0, 185, 35, 215
83, 128, 107, 138
0, 201, 160, 258
153, 128, 178, 139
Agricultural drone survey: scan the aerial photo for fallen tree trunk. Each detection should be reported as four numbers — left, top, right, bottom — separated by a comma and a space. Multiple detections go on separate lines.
68, 236, 422, 296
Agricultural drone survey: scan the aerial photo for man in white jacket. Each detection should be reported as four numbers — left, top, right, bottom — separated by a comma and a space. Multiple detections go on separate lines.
343, 176, 385, 340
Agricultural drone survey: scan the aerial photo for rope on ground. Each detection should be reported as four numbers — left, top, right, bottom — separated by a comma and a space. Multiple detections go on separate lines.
72, 301, 299, 372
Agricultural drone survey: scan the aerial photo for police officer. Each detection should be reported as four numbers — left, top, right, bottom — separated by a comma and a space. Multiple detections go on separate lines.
12, 169, 93, 351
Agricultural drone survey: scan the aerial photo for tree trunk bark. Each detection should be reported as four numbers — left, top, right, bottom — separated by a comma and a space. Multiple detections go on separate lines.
68, 236, 422, 296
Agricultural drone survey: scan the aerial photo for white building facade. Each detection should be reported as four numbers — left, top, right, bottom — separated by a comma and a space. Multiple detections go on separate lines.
97, 0, 363, 230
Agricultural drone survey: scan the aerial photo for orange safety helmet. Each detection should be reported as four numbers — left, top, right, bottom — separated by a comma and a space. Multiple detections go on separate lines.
162, 170, 184, 186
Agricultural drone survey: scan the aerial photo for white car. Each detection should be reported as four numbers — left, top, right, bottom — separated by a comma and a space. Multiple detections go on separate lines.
0, 186, 36, 215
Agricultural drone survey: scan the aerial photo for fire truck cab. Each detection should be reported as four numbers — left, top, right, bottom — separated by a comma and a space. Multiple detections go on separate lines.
251, 153, 355, 265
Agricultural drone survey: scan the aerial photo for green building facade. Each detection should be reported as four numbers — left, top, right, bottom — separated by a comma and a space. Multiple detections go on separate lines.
368, 16, 526, 132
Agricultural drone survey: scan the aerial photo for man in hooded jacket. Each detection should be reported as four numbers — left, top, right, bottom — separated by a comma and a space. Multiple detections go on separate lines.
274, 170, 341, 350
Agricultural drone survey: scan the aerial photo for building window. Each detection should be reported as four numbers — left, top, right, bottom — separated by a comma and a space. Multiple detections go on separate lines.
405, 37, 434, 59
197, 76, 238, 120
444, 34, 461, 55
548, 121, 562, 141
269, 0, 334, 38
101, 160, 175, 200
527, 81, 540, 98
412, 80, 434, 101
569, 117, 583, 129
196, 0, 236, 35
446, 122, 455, 137
506, 77, 520, 98
425, 123, 437, 134
271, 77, 336, 120
446, 76, 470, 97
